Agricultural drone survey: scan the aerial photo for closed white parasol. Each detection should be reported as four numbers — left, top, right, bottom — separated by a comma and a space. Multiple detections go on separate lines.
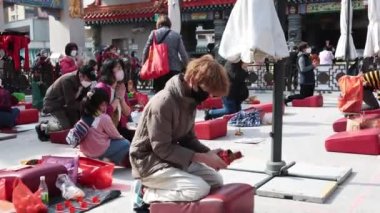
364, 0, 380, 57
335, 0, 357, 60
218, 0, 289, 64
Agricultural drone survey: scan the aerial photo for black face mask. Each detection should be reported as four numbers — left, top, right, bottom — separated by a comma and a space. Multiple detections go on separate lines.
191, 87, 209, 103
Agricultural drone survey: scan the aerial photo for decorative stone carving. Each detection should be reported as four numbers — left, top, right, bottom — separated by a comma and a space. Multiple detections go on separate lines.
288, 14, 302, 45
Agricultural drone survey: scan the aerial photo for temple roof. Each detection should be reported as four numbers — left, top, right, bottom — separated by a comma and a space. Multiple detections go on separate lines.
84, 0, 236, 25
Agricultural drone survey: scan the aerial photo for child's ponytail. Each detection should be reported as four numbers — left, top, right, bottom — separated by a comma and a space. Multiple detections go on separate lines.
80, 88, 109, 117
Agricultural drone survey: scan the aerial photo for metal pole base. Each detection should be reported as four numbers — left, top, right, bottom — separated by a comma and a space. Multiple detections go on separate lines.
265, 160, 286, 176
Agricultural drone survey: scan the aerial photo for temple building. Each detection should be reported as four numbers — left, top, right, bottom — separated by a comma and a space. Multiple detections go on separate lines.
287, 0, 368, 54
84, 0, 234, 57
84, 0, 369, 57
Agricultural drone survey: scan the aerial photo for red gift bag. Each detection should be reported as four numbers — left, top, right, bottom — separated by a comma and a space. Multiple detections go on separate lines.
12, 179, 47, 213
140, 32, 170, 80
338, 75, 363, 113
77, 157, 114, 189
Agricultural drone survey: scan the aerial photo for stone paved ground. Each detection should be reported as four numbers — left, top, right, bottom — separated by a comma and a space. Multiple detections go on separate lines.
1, 91, 380, 213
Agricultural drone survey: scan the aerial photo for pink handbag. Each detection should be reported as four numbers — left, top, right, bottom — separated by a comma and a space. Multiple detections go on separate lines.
41, 155, 78, 183
140, 31, 170, 80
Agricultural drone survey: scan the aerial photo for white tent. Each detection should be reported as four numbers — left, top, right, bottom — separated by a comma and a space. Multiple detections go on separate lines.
335, 0, 357, 60
218, 0, 289, 63
168, 0, 181, 34
364, 0, 380, 57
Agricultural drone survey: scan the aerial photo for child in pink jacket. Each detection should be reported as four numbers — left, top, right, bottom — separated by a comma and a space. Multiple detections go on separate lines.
79, 88, 130, 167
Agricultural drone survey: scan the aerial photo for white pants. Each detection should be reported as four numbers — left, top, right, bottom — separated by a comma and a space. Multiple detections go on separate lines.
141, 162, 223, 203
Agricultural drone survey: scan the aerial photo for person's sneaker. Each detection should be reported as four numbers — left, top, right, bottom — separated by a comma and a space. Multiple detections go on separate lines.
283, 98, 289, 107
132, 180, 149, 213
35, 122, 49, 142
204, 110, 212, 120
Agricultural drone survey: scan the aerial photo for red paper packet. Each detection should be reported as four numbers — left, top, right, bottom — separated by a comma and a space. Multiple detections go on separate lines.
217, 150, 243, 165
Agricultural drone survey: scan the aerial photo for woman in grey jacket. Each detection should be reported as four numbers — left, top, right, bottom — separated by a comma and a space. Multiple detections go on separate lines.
142, 15, 189, 93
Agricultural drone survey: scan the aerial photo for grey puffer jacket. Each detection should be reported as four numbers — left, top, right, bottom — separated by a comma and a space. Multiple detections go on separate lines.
142, 27, 189, 72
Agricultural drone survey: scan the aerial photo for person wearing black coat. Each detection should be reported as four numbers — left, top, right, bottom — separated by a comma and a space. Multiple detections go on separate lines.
285, 46, 299, 92
205, 60, 249, 120
284, 42, 317, 105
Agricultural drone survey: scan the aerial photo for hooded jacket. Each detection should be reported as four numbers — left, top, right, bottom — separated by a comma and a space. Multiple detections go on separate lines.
129, 74, 210, 178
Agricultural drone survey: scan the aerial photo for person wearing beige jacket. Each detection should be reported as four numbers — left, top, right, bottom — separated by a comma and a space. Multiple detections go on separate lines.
130, 55, 230, 211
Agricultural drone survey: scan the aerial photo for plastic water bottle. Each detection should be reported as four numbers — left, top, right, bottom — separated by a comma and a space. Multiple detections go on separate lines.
39, 176, 49, 205
55, 174, 85, 200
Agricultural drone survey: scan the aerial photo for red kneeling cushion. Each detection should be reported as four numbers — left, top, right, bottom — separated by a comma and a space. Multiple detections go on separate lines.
150, 183, 254, 213
50, 129, 70, 144
17, 102, 33, 109
292, 95, 323, 107
251, 99, 260, 104
197, 97, 223, 110
251, 102, 285, 114
325, 128, 380, 155
332, 114, 380, 132
332, 117, 348, 132
195, 119, 227, 140
15, 109, 39, 125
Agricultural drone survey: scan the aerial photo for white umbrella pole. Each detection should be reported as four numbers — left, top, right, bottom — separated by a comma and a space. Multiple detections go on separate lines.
168, 0, 181, 34
346, 0, 351, 71
265, 60, 287, 176
265, 0, 287, 176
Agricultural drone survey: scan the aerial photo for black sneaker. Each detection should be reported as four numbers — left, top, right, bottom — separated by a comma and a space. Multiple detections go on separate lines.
35, 122, 49, 142
204, 110, 212, 120
284, 98, 289, 106
134, 203, 150, 213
